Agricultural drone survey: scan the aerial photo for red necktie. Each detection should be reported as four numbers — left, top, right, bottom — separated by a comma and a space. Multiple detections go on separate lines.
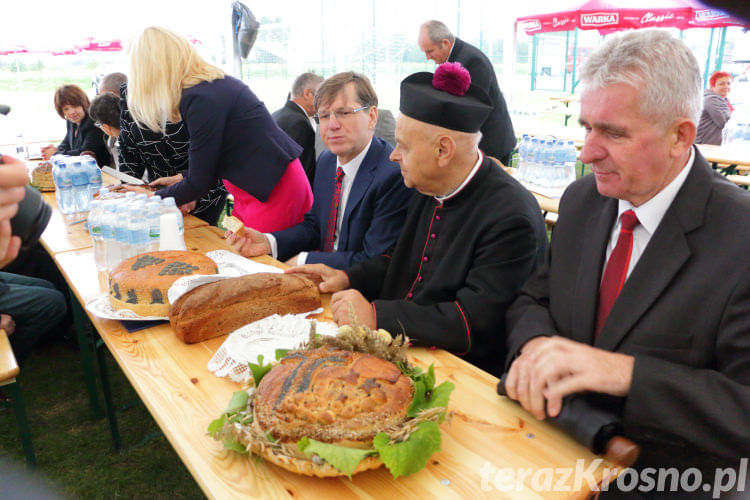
323, 167, 344, 252
595, 209, 639, 337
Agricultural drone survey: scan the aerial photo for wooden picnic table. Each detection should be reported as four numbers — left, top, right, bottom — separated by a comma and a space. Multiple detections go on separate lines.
695, 144, 750, 174
43, 204, 619, 498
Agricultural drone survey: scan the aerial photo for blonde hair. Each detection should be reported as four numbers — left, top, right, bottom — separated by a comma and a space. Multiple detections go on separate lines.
127, 26, 225, 133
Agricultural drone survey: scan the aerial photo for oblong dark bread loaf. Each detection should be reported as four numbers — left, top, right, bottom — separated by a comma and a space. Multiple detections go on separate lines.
168, 273, 321, 344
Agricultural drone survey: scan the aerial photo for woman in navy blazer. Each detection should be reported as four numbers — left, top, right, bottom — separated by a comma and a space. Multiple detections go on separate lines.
126, 27, 312, 232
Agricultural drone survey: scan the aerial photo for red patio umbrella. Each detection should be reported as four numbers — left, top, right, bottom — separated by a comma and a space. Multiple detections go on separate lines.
517, 0, 749, 35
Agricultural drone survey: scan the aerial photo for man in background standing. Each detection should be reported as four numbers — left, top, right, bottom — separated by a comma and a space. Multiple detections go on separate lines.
418, 20, 516, 166
273, 72, 324, 185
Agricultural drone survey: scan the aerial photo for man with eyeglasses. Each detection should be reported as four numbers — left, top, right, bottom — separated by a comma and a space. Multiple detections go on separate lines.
287, 65, 547, 377
227, 71, 413, 269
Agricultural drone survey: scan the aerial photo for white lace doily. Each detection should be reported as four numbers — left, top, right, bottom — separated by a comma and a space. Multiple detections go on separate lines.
208, 313, 339, 383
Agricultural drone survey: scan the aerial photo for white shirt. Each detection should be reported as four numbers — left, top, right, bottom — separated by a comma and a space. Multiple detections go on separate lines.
434, 152, 483, 204
266, 139, 373, 263
604, 147, 695, 280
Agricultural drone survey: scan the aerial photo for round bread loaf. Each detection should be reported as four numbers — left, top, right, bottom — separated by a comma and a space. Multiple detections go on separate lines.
108, 250, 217, 317
255, 347, 414, 448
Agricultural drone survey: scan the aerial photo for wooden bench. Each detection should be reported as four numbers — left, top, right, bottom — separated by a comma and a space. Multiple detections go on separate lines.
0, 329, 36, 466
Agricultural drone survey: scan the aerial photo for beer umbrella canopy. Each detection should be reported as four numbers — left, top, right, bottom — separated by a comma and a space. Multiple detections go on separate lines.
517, 0, 749, 35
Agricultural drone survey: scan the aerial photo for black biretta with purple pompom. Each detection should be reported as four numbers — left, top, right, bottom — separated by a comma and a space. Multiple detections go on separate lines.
399, 62, 492, 133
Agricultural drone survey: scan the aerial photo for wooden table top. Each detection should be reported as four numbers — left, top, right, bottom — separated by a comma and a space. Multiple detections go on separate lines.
0, 329, 19, 382
727, 174, 750, 187
696, 144, 750, 170
48, 223, 616, 498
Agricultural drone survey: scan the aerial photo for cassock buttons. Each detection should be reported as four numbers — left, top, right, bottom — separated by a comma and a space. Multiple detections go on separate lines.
430, 233, 436, 239
435, 215, 441, 221
423, 256, 429, 262
417, 276, 422, 282
407, 292, 413, 299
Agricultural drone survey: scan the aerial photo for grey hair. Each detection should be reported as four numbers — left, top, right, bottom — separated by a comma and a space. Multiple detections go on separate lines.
291, 72, 324, 99
99, 72, 128, 95
420, 20, 455, 44
579, 29, 702, 127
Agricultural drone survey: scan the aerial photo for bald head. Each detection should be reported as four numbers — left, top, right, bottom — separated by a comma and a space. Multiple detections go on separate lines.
391, 114, 481, 196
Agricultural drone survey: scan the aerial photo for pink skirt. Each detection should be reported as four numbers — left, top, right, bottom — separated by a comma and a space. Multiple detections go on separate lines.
223, 158, 313, 233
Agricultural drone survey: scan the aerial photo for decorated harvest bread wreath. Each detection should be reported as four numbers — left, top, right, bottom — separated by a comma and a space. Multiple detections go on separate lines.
209, 322, 454, 478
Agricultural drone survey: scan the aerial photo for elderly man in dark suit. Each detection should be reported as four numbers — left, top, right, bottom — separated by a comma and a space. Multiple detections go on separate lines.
228, 72, 412, 270
418, 20, 515, 166
272, 72, 323, 185
503, 30, 749, 497
287, 65, 547, 376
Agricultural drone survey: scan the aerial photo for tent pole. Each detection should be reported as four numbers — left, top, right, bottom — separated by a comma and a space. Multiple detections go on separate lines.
531, 34, 538, 91
703, 28, 715, 88
571, 28, 579, 93
715, 27, 727, 72
563, 30, 570, 93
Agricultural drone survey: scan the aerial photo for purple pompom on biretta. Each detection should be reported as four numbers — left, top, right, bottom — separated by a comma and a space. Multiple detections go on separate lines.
432, 62, 471, 96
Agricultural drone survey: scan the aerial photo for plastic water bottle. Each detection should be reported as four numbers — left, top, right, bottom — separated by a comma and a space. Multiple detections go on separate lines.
88, 200, 107, 271
732, 123, 745, 144
162, 197, 184, 235
526, 138, 539, 184
114, 204, 132, 263
517, 135, 530, 181
538, 140, 553, 188
15, 133, 28, 161
127, 202, 150, 257
553, 140, 567, 188
70, 158, 90, 213
146, 201, 162, 251
56, 161, 75, 214
85, 157, 102, 199
102, 201, 120, 270
564, 140, 577, 186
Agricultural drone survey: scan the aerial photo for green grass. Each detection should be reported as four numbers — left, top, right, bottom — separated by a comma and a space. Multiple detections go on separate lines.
0, 336, 204, 499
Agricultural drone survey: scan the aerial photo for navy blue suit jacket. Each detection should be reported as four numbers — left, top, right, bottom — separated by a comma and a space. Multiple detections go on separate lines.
272, 137, 413, 269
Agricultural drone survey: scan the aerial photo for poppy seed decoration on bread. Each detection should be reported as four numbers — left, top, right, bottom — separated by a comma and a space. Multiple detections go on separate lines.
209, 321, 455, 478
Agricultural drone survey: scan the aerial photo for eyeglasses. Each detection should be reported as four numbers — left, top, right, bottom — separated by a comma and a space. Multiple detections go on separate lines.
314, 105, 370, 125
94, 121, 103, 128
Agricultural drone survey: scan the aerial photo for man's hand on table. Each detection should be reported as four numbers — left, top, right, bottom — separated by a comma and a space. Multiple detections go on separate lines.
504, 336, 634, 420
149, 173, 183, 189
285, 263, 349, 293
0, 314, 15, 336
330, 289, 375, 329
225, 227, 271, 257
0, 155, 32, 267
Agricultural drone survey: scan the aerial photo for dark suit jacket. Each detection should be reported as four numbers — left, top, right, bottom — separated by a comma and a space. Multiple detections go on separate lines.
57, 114, 111, 167
272, 100, 316, 185
506, 150, 750, 471
156, 76, 302, 206
272, 136, 413, 269
449, 38, 516, 162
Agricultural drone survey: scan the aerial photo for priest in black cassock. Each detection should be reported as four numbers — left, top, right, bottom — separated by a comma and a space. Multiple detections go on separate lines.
287, 63, 547, 376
